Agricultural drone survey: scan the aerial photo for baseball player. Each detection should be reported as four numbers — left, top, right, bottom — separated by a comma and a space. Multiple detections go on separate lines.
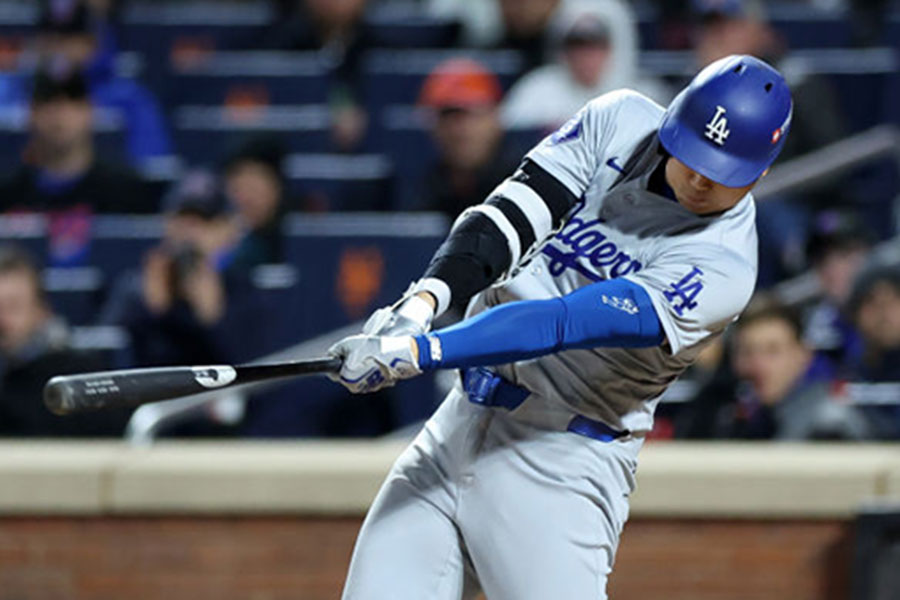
329, 54, 793, 599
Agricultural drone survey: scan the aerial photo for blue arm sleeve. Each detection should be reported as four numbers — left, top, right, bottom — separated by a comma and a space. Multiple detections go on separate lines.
414, 278, 664, 370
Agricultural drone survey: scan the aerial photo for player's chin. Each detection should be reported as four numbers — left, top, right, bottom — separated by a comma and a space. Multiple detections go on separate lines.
676, 195, 708, 214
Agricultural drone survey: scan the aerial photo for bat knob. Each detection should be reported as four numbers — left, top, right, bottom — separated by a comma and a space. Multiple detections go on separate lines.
43, 376, 77, 416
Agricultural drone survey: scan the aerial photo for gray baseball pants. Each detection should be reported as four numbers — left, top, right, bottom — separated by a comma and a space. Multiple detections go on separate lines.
342, 386, 641, 600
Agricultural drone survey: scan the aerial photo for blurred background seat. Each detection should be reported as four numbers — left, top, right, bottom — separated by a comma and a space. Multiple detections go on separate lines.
164, 52, 331, 106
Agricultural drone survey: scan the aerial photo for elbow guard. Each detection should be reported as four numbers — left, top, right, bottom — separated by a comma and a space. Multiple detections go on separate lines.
423, 213, 512, 309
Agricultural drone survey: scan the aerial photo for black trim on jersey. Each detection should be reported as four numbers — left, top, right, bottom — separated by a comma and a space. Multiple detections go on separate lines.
610, 131, 658, 189
423, 213, 512, 308
647, 147, 677, 203
511, 159, 578, 228
486, 195, 536, 257
421, 159, 579, 309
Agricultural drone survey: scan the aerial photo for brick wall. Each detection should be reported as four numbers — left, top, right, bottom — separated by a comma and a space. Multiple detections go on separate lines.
610, 519, 853, 600
0, 517, 360, 600
0, 517, 852, 600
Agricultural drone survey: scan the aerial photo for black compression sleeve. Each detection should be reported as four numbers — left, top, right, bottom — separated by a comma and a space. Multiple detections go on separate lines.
423, 213, 511, 309
422, 159, 579, 309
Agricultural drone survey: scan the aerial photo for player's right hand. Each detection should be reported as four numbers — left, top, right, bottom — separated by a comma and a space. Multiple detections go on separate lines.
327, 334, 421, 394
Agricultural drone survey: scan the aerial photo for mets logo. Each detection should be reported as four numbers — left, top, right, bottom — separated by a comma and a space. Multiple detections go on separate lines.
540, 203, 642, 281
336, 246, 385, 319
704, 105, 730, 146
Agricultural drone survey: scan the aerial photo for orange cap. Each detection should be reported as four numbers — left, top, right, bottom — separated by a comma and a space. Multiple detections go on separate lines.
419, 58, 502, 109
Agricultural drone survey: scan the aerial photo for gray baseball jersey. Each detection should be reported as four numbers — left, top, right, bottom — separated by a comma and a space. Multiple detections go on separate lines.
468, 89, 758, 434
342, 89, 760, 600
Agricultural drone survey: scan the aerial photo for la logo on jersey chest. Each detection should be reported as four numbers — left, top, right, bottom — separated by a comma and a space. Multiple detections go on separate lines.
704, 105, 730, 146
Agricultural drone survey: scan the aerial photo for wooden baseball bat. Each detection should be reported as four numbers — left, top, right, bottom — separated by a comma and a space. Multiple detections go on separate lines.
43, 357, 342, 416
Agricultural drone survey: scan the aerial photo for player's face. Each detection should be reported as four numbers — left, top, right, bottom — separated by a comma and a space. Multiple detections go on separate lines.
664, 157, 757, 215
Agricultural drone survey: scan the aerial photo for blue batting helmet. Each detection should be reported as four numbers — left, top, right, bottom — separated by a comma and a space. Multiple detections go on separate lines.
658, 54, 793, 188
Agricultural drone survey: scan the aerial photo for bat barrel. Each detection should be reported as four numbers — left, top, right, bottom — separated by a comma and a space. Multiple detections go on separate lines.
43, 366, 238, 416
43, 358, 342, 416
44, 375, 81, 416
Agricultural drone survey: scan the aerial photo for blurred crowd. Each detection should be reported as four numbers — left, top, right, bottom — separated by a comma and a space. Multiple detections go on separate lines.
0, 0, 898, 440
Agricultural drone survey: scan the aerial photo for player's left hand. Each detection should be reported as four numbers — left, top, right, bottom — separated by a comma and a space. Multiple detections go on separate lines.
327, 335, 421, 394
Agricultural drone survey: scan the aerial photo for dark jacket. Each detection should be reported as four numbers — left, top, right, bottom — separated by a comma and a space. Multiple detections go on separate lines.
0, 321, 132, 437
0, 161, 154, 214
677, 355, 872, 440
99, 265, 266, 368
415, 142, 524, 220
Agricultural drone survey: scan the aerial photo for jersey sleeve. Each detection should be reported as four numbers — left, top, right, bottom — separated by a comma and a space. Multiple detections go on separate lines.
624, 244, 757, 355
417, 90, 653, 316
524, 90, 627, 198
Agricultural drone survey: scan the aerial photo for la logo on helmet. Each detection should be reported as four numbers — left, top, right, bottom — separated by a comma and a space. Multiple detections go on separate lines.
704, 105, 730, 146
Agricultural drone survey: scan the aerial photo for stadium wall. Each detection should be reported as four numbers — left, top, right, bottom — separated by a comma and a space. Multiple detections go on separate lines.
0, 441, 896, 600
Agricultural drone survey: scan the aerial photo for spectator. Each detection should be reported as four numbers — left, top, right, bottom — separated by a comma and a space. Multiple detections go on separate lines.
848, 0, 891, 46
493, 0, 562, 71
255, 0, 372, 151
0, 245, 130, 437
427, 0, 639, 75
689, 1, 850, 287
424, 0, 560, 69
223, 136, 289, 268
803, 211, 873, 373
84, 0, 120, 20
848, 266, 900, 382
0, 0, 173, 168
690, 0, 846, 164
502, 6, 670, 130
679, 298, 871, 440
263, 0, 371, 58
647, 0, 693, 50
100, 171, 264, 367
425, 0, 502, 48
412, 58, 523, 219
0, 68, 152, 215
